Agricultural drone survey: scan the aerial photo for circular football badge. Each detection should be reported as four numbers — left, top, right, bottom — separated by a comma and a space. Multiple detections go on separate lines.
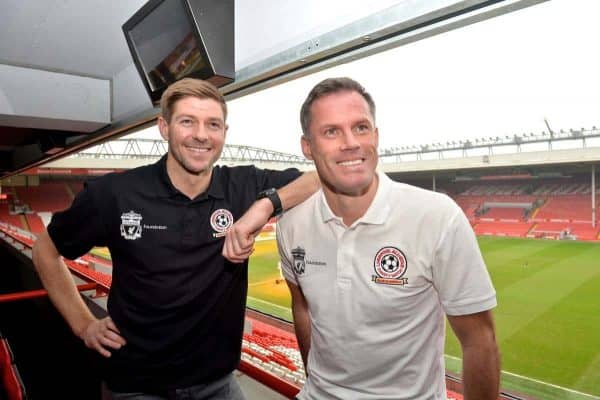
210, 209, 234, 233
374, 247, 407, 279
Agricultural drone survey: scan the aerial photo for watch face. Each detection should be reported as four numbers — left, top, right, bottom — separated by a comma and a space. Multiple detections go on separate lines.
258, 188, 275, 198
258, 188, 282, 216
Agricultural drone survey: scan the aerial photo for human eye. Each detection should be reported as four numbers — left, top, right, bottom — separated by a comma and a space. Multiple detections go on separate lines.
179, 118, 193, 127
323, 127, 338, 137
208, 120, 223, 130
354, 123, 371, 135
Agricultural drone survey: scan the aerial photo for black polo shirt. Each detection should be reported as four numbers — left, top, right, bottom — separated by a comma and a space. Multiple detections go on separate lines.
47, 156, 301, 392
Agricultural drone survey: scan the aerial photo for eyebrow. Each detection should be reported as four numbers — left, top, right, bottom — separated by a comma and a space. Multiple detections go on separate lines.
175, 114, 224, 123
353, 118, 373, 126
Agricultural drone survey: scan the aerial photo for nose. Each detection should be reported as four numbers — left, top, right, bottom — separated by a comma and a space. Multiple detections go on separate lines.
191, 124, 209, 141
340, 129, 360, 151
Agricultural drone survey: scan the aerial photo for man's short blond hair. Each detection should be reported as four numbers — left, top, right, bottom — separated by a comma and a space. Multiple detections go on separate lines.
159, 78, 227, 123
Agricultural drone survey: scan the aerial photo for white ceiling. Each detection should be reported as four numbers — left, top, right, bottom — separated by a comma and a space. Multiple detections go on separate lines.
0, 0, 146, 78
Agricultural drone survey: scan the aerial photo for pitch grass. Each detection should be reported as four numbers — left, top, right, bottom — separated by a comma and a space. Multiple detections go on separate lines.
248, 236, 600, 399
90, 246, 111, 260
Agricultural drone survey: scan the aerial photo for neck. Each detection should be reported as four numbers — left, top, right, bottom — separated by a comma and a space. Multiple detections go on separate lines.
165, 155, 212, 199
323, 174, 379, 227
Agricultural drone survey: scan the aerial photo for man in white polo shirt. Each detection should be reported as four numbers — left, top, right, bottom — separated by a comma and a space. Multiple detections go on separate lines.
277, 77, 500, 400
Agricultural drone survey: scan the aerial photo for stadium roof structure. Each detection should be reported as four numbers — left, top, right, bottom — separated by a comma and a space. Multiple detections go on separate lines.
44, 139, 312, 172
0, 0, 550, 178
379, 126, 600, 179
40, 125, 600, 177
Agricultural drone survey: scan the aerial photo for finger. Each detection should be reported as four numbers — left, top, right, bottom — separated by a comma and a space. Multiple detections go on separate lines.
229, 248, 254, 264
233, 233, 253, 254
104, 330, 127, 346
89, 337, 112, 358
96, 345, 112, 358
99, 335, 125, 350
222, 234, 235, 261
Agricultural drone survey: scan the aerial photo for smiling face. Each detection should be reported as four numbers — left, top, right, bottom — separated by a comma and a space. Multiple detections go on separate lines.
302, 90, 379, 197
158, 96, 227, 180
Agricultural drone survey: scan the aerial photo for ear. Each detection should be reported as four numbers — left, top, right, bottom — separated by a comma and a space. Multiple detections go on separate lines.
374, 127, 379, 149
301, 135, 313, 160
157, 117, 169, 141
224, 124, 228, 139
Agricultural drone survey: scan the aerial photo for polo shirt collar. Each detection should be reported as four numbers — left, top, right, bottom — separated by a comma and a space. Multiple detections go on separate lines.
318, 171, 392, 226
154, 154, 225, 200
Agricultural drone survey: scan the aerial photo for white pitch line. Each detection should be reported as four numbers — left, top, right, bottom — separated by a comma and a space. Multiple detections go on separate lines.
444, 355, 600, 399
247, 296, 291, 312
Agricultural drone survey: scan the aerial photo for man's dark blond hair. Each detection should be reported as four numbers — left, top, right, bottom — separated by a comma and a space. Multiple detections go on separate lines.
159, 78, 227, 123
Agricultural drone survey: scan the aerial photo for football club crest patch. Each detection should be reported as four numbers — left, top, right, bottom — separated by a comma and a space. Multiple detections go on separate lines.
120, 210, 143, 240
210, 209, 234, 237
372, 246, 408, 286
291, 246, 306, 275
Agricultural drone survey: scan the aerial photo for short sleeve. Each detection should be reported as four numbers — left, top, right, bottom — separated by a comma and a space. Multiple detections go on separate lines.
276, 221, 298, 285
47, 180, 109, 260
256, 168, 302, 192
432, 209, 497, 316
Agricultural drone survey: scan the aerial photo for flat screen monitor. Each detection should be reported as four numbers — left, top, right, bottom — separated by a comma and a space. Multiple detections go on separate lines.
123, 0, 234, 104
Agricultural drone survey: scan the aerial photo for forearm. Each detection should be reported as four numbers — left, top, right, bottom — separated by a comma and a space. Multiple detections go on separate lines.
462, 339, 500, 400
292, 301, 311, 373
448, 310, 500, 400
222, 171, 320, 263
278, 171, 320, 211
32, 231, 96, 337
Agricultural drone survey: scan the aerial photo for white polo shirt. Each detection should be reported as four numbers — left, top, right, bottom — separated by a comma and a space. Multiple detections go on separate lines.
277, 172, 496, 400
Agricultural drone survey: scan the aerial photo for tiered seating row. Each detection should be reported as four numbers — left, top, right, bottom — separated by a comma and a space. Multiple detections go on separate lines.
483, 208, 526, 221
534, 196, 598, 222
242, 317, 305, 388
14, 183, 73, 212
0, 224, 112, 291
474, 222, 534, 237
0, 202, 24, 230
449, 180, 600, 240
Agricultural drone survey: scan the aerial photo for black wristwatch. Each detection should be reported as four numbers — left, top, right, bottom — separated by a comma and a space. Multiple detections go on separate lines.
257, 188, 283, 218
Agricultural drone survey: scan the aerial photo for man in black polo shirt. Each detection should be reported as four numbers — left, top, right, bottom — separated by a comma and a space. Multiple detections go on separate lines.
32, 78, 319, 399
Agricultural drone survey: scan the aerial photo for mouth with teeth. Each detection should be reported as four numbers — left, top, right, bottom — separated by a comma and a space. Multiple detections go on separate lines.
185, 145, 210, 154
337, 158, 364, 167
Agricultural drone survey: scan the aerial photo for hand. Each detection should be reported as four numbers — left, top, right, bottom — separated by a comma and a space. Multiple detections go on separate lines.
222, 198, 272, 263
80, 316, 126, 358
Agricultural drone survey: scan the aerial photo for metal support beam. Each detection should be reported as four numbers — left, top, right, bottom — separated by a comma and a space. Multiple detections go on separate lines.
592, 164, 596, 228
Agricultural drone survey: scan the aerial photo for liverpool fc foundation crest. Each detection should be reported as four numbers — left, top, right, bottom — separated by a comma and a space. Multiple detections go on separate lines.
120, 210, 142, 240
291, 246, 306, 275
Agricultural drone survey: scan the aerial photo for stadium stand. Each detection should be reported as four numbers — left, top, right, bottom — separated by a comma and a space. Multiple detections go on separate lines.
447, 178, 600, 241
482, 207, 526, 221
14, 183, 72, 213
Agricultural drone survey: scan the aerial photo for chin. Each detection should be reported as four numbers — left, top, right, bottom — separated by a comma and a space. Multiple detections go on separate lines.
329, 178, 372, 196
182, 161, 211, 175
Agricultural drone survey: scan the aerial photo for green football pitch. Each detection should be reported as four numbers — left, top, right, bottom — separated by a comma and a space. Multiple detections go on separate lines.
247, 236, 600, 399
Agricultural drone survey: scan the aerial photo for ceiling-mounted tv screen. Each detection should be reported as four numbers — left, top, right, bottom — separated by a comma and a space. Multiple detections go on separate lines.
123, 0, 234, 104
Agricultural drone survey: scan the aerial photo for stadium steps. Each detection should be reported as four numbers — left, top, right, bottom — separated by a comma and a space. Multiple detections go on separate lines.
526, 223, 538, 236
529, 203, 542, 219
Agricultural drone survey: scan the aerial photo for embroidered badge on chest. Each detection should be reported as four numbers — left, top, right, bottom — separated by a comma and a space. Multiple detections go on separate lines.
120, 210, 143, 240
210, 209, 234, 238
372, 246, 408, 286
291, 246, 306, 275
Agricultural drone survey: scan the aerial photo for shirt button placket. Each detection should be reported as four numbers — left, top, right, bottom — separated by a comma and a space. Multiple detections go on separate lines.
336, 222, 352, 289
181, 204, 194, 247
